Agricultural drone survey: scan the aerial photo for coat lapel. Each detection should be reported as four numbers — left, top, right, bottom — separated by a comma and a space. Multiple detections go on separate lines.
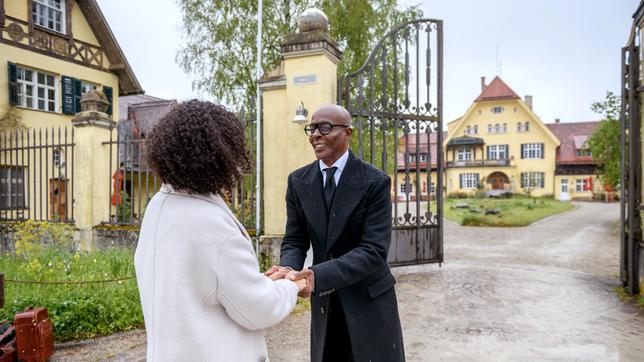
326, 152, 371, 252
292, 162, 328, 244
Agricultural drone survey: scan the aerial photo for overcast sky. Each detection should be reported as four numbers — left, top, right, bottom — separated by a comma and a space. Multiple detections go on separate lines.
97, 0, 638, 125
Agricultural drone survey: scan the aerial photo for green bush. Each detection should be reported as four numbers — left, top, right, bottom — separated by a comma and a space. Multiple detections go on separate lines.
0, 221, 143, 341
447, 191, 470, 199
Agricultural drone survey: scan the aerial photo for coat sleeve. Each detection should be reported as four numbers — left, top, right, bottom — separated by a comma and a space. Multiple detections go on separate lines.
311, 175, 392, 293
280, 174, 310, 270
216, 232, 298, 331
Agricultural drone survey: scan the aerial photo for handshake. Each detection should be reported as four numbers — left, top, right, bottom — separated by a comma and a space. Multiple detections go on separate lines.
264, 266, 314, 298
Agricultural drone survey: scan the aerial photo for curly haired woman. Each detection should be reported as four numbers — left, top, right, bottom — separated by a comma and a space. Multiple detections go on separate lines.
135, 100, 306, 361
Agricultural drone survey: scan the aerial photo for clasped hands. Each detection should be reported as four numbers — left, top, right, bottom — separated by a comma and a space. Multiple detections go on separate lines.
264, 266, 314, 298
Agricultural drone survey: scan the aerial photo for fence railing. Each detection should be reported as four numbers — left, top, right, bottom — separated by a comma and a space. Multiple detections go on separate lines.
0, 127, 75, 222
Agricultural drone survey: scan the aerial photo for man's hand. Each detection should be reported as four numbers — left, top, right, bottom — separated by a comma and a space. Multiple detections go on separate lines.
290, 269, 314, 298
264, 265, 292, 281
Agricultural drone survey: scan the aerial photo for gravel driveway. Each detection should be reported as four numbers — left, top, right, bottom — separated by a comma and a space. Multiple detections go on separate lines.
53, 202, 644, 361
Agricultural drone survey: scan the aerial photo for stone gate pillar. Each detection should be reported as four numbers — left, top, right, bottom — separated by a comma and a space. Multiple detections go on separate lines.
71, 90, 115, 250
259, 9, 342, 255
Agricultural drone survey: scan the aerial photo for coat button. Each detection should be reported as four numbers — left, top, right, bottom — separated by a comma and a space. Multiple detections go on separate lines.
320, 307, 326, 315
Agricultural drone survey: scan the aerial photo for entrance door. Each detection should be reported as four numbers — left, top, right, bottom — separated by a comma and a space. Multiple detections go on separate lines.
49, 178, 67, 221
487, 172, 508, 190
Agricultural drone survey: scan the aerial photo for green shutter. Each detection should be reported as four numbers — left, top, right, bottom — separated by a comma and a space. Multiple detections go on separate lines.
61, 76, 75, 114
505, 144, 509, 160
540, 143, 545, 159
540, 172, 545, 188
73, 79, 82, 113
520, 172, 525, 188
459, 174, 463, 188
520, 144, 525, 159
475, 174, 480, 188
8, 62, 17, 105
103, 86, 113, 116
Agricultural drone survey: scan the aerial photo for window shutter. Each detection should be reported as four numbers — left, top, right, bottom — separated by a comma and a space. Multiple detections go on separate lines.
475, 174, 480, 188
459, 174, 463, 189
8, 62, 18, 105
505, 145, 509, 159
540, 143, 545, 159
520, 173, 525, 188
62, 76, 75, 114
486, 146, 490, 160
540, 172, 545, 188
73, 79, 82, 113
103, 86, 113, 115
520, 144, 525, 159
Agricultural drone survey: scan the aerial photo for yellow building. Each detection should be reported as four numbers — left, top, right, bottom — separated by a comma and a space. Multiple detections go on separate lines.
0, 0, 141, 246
397, 76, 605, 201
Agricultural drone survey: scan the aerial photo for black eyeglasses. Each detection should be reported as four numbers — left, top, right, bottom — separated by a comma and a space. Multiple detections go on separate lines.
304, 122, 350, 136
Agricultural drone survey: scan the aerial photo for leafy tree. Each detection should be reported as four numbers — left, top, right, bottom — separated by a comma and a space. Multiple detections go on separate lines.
176, 0, 422, 109
587, 91, 621, 188
0, 106, 26, 131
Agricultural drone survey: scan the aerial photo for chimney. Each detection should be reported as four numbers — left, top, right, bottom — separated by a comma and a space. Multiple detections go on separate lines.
525, 95, 533, 110
555, 118, 560, 123
480, 76, 486, 92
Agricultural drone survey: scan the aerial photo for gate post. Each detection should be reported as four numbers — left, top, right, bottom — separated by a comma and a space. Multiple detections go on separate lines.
71, 92, 115, 250
259, 9, 342, 256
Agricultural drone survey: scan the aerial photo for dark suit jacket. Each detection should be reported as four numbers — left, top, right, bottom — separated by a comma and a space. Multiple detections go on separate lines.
280, 151, 405, 362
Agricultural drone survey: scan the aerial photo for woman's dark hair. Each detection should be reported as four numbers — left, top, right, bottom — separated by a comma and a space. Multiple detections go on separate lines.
146, 100, 251, 194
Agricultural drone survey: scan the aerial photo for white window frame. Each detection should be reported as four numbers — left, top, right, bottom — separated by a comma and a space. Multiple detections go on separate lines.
461, 173, 479, 189
525, 122, 530, 131
457, 146, 473, 161
502, 123, 507, 133
522, 172, 544, 189
81, 81, 99, 95
488, 145, 507, 160
16, 66, 57, 112
431, 182, 436, 193
495, 123, 501, 133
400, 182, 413, 194
487, 124, 492, 133
33, 0, 66, 34
408, 153, 417, 163
561, 179, 569, 193
576, 149, 592, 157
517, 122, 523, 132
522, 143, 542, 159
576, 179, 584, 192
473, 125, 478, 134
492, 107, 504, 114
420, 153, 427, 162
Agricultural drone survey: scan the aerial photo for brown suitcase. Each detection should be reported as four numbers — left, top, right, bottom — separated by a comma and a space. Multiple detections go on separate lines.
0, 321, 16, 362
13, 307, 53, 362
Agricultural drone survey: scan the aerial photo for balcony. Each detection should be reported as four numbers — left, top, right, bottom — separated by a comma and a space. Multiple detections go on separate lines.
446, 159, 511, 168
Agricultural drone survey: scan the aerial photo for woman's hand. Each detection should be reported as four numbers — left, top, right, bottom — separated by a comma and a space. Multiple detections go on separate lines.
286, 270, 308, 292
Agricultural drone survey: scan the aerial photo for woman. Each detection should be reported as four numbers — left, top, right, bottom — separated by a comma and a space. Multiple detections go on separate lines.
135, 100, 306, 361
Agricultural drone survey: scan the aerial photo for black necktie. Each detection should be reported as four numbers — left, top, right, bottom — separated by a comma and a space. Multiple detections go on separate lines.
324, 167, 337, 210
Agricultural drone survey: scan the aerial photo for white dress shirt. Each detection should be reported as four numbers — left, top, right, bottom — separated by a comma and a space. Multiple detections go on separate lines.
319, 150, 349, 187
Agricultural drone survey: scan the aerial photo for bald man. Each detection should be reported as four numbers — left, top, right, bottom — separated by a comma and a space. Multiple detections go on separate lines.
266, 104, 405, 361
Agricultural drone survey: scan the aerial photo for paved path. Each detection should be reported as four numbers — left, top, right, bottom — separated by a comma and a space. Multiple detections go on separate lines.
53, 202, 644, 361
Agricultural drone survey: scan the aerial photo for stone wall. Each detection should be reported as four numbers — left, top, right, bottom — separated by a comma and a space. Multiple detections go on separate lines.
92, 225, 140, 250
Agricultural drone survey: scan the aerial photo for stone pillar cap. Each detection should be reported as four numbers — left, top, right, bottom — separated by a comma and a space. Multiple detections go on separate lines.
298, 8, 328, 33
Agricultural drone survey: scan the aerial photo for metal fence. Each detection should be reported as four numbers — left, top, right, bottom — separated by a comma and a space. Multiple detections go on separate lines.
0, 127, 75, 222
102, 111, 258, 232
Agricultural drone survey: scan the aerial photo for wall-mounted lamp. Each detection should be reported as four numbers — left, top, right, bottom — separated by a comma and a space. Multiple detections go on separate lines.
292, 102, 308, 123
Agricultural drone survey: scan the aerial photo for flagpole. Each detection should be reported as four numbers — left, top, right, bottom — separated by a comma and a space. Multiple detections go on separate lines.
255, 0, 263, 256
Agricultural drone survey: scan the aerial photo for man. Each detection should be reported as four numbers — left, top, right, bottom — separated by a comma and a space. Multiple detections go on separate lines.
265, 104, 405, 361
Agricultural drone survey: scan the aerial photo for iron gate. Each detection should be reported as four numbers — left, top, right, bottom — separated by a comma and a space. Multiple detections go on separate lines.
620, 42, 642, 296
338, 19, 443, 266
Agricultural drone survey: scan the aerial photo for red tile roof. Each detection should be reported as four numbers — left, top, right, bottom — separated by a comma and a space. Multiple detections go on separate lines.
546, 122, 598, 164
475, 76, 520, 102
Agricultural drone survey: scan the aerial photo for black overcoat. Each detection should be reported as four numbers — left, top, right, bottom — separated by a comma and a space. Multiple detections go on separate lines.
280, 151, 405, 362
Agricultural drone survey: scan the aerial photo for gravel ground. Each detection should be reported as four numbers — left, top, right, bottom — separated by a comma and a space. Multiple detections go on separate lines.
51, 202, 644, 361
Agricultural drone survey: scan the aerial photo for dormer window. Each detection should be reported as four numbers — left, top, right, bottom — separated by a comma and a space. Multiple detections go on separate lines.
492, 107, 504, 114
33, 0, 66, 34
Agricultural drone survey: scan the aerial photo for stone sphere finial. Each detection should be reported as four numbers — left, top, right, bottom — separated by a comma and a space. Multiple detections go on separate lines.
80, 89, 110, 113
298, 8, 328, 33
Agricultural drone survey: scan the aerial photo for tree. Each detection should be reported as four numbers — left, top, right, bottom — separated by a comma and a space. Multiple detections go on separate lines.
176, 0, 422, 109
587, 91, 621, 188
0, 105, 26, 131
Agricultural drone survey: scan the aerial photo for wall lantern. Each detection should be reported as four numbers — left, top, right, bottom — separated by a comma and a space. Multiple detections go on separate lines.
293, 102, 308, 123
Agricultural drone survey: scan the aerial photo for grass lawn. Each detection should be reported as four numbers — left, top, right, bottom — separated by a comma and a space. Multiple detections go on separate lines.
442, 196, 576, 227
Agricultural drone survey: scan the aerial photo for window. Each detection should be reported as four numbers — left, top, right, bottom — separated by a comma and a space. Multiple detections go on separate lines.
460, 173, 479, 189
517, 122, 523, 132
521, 143, 543, 159
525, 122, 530, 131
81, 81, 99, 95
407, 154, 416, 163
495, 123, 501, 133
576, 149, 592, 157
420, 153, 427, 162
561, 179, 569, 193
502, 123, 507, 133
53, 148, 65, 168
0, 167, 26, 209
488, 145, 508, 160
576, 179, 584, 192
465, 125, 478, 135
16, 66, 56, 112
487, 124, 492, 133
492, 107, 504, 113
457, 147, 472, 161
431, 182, 436, 193
521, 172, 545, 188
32, 0, 66, 34
474, 125, 478, 134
